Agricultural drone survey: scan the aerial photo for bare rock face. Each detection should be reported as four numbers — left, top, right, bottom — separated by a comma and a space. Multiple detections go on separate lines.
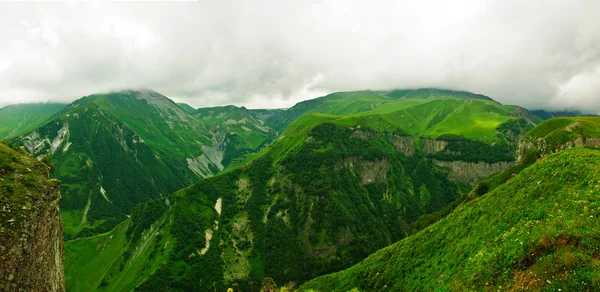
518, 136, 600, 162
433, 160, 514, 186
422, 139, 449, 154
350, 129, 416, 156
0, 143, 65, 291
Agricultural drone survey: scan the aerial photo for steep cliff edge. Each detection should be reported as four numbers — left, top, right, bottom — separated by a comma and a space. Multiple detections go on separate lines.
351, 128, 523, 186
0, 143, 65, 291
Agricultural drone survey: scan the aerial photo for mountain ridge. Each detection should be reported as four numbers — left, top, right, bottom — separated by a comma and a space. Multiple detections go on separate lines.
62, 88, 542, 291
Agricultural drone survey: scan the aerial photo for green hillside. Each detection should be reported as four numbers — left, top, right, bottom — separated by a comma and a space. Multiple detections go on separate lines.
0, 103, 66, 140
65, 214, 174, 292
15, 102, 187, 239
530, 109, 597, 121
246, 90, 539, 186
12, 90, 276, 239
62, 88, 542, 290
175, 102, 197, 115
523, 117, 600, 143
193, 105, 284, 165
65, 119, 467, 291
301, 147, 600, 291
272, 89, 537, 135
66, 91, 535, 291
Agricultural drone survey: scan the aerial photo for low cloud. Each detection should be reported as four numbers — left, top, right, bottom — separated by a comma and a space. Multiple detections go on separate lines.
0, 1, 599, 112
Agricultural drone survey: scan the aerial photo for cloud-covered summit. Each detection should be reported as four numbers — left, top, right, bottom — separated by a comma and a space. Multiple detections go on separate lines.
0, 1, 599, 112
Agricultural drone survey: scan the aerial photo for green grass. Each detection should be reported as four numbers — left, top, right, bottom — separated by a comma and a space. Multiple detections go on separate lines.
232, 96, 535, 170
0, 103, 66, 140
275, 89, 528, 140
65, 212, 175, 292
300, 148, 600, 291
193, 105, 283, 155
525, 117, 600, 142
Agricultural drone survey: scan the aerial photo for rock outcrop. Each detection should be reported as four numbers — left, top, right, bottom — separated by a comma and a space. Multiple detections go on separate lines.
518, 136, 600, 162
0, 143, 65, 291
433, 160, 514, 186
351, 129, 515, 185
351, 129, 416, 156
422, 139, 449, 154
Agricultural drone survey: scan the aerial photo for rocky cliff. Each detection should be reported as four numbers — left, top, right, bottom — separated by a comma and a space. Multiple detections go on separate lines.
0, 143, 65, 291
433, 160, 514, 186
421, 139, 449, 154
351, 129, 516, 185
518, 136, 600, 162
516, 117, 600, 163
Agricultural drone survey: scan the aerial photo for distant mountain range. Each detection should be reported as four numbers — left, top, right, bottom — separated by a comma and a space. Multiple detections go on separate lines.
57, 89, 539, 290
8, 90, 281, 239
3, 88, 600, 291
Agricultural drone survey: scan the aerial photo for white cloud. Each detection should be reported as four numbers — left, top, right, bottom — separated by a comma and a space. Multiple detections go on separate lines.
0, 1, 599, 111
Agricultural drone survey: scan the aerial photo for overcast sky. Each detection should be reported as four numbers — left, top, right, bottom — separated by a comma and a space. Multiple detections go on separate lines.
0, 1, 599, 111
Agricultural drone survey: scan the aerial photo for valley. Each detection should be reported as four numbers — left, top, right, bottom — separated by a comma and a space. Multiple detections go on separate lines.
2, 88, 599, 291
2, 3, 599, 291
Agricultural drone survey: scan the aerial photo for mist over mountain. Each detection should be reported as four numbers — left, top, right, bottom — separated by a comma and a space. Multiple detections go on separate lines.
2, 1, 600, 291
1, 1, 600, 112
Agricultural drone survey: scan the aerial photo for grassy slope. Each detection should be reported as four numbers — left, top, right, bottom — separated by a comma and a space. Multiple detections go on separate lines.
301, 148, 600, 291
0, 103, 66, 140
193, 105, 284, 157
229, 97, 534, 172
65, 214, 176, 292
71, 90, 212, 161
530, 109, 596, 121
283, 90, 535, 143
15, 102, 190, 239
524, 117, 600, 145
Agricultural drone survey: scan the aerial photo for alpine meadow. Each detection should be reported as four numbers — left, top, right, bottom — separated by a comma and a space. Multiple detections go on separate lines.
2, 1, 600, 291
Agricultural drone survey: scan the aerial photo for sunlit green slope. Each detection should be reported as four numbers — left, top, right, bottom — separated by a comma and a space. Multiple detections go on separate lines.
272, 89, 539, 137
0, 103, 66, 140
241, 90, 539, 187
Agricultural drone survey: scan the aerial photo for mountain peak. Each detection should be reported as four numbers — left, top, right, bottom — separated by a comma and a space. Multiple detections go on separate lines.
380, 88, 495, 102
112, 89, 172, 105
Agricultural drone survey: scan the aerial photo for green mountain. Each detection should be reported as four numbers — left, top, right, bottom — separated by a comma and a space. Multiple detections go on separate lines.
300, 118, 600, 291
0, 103, 66, 140
12, 90, 273, 239
192, 105, 284, 166
273, 89, 504, 131
268, 89, 539, 186
65, 119, 465, 291
64, 89, 542, 291
530, 109, 597, 121
175, 102, 197, 115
